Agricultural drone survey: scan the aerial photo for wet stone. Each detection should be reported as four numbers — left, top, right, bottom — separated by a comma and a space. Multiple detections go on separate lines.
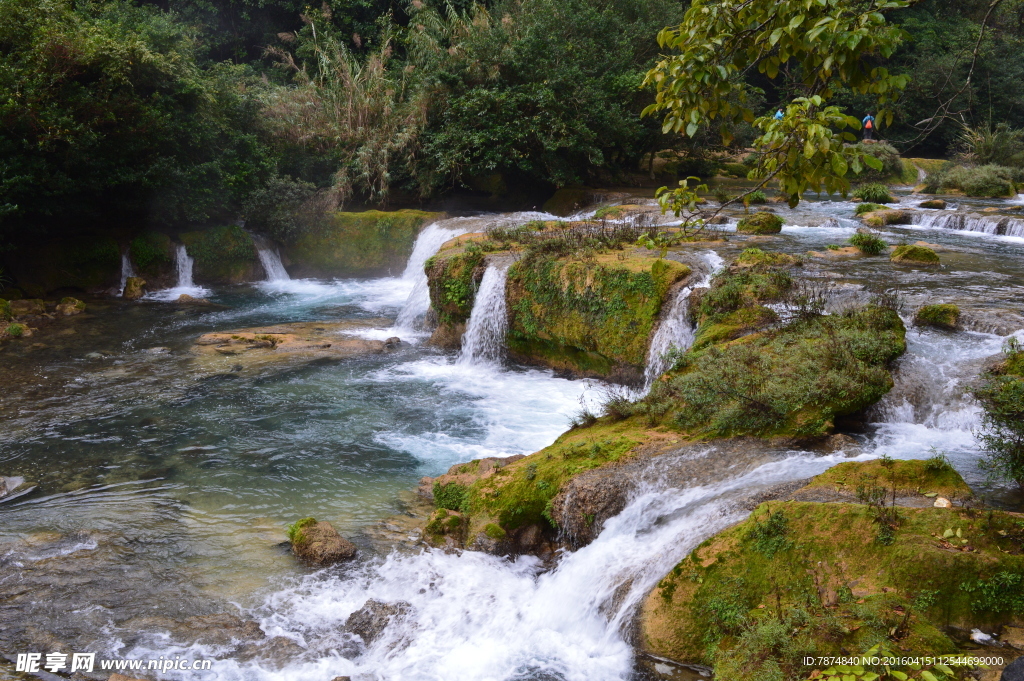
343, 599, 412, 645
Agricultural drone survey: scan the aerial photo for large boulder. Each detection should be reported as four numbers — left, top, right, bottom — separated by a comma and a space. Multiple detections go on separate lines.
736, 212, 784, 234
891, 244, 940, 266
122, 277, 146, 300
55, 296, 85, 316
288, 518, 356, 565
9, 298, 46, 316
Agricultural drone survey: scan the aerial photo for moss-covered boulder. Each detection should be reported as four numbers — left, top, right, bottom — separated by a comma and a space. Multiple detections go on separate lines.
123, 277, 146, 300
286, 209, 441, 278
919, 199, 947, 209
733, 248, 801, 270
55, 297, 86, 316
425, 243, 485, 347
891, 244, 940, 266
506, 253, 690, 378
861, 209, 915, 228
915, 303, 960, 329
736, 212, 784, 234
854, 202, 886, 215
641, 460, 1024, 678
287, 517, 356, 565
9, 298, 46, 317
178, 225, 260, 284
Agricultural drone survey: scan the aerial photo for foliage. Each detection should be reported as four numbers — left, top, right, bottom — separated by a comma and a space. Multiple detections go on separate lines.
4, 322, 25, 338
433, 482, 469, 512
129, 233, 173, 275
960, 570, 1024, 614
854, 184, 895, 204
924, 164, 1021, 198
849, 233, 889, 255
243, 175, 322, 244
746, 190, 768, 205
179, 225, 258, 274
954, 122, 1024, 169
849, 142, 907, 183
745, 508, 793, 558
973, 337, 1024, 488
0, 0, 275, 239
643, 0, 910, 208
914, 304, 959, 329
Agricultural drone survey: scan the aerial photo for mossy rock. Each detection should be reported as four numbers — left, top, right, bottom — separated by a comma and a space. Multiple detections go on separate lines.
56, 296, 86, 315
179, 225, 260, 284
891, 244, 940, 266
123, 277, 146, 300
129, 232, 173, 276
915, 304, 960, 330
860, 209, 915, 228
736, 212, 783, 234
506, 253, 690, 373
426, 248, 485, 336
543, 187, 594, 217
918, 199, 947, 210
733, 248, 800, 271
854, 202, 886, 215
802, 457, 971, 499
594, 205, 631, 220
0, 299, 10, 322
642, 482, 1024, 675
286, 210, 441, 277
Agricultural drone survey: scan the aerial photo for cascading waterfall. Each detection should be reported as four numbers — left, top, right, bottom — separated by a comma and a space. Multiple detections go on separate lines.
118, 253, 136, 295
175, 244, 196, 289
643, 251, 724, 388
256, 247, 290, 282
457, 265, 509, 365
395, 223, 469, 330
915, 211, 1024, 237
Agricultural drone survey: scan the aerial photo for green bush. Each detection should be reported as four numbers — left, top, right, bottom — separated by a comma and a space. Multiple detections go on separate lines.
243, 175, 320, 245
849, 233, 888, 255
720, 162, 750, 179
854, 202, 886, 215
973, 338, 1024, 488
129, 233, 172, 274
850, 142, 906, 182
853, 183, 895, 204
434, 481, 469, 511
4, 322, 25, 337
924, 164, 1021, 198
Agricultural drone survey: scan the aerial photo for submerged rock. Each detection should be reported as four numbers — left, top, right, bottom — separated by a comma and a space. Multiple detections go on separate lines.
344, 599, 412, 645
122, 276, 146, 300
289, 518, 357, 565
175, 293, 214, 305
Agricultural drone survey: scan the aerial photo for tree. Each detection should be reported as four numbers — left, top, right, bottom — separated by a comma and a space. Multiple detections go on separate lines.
642, 0, 912, 214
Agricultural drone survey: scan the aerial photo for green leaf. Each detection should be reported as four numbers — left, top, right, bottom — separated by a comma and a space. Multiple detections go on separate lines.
863, 154, 883, 171
921, 672, 939, 681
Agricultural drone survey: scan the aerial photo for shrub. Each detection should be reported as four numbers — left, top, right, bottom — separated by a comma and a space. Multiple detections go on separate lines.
4, 322, 25, 337
734, 248, 800, 270
744, 509, 792, 557
850, 141, 906, 182
925, 164, 1021, 198
720, 162, 749, 178
854, 202, 886, 215
129, 233, 172, 274
737, 212, 783, 234
848, 233, 888, 255
433, 482, 470, 511
746, 190, 767, 204
853, 183, 894, 204
954, 123, 1024, 168
973, 338, 1024, 488
244, 175, 322, 245
914, 304, 960, 329
891, 244, 940, 265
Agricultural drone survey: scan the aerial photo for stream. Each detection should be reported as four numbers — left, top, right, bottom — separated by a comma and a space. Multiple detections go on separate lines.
1, 193, 1023, 680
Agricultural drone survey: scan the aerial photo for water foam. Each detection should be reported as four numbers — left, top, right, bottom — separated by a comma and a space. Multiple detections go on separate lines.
457, 265, 510, 366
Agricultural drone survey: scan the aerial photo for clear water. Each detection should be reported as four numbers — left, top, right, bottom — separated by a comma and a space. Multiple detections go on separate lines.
1, 193, 1023, 680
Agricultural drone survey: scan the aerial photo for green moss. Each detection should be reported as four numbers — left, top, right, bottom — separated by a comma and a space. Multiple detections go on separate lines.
4, 322, 25, 338
286, 210, 440, 277
918, 199, 947, 209
0, 299, 9, 322
734, 248, 800, 271
179, 225, 259, 283
804, 457, 970, 498
426, 249, 484, 328
506, 253, 690, 370
425, 508, 468, 544
433, 481, 469, 511
746, 190, 767, 205
594, 205, 629, 220
129, 232, 173, 275
891, 244, 940, 266
861, 209, 914, 228
736, 212, 783, 234
286, 517, 316, 545
484, 523, 507, 540
644, 497, 1024, 671
915, 304, 960, 329
854, 202, 886, 215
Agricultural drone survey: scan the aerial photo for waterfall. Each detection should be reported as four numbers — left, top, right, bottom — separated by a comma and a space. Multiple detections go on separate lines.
457, 265, 509, 365
643, 250, 724, 388
118, 253, 136, 295
257, 247, 290, 282
395, 223, 469, 330
915, 211, 1024, 237
175, 244, 195, 289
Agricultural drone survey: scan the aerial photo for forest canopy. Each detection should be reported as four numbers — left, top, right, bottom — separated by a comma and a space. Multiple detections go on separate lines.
2, 0, 1024, 242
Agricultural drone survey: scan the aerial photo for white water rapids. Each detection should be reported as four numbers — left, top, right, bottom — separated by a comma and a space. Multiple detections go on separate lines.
257, 247, 291, 282
457, 264, 510, 366
145, 244, 212, 301
395, 222, 470, 331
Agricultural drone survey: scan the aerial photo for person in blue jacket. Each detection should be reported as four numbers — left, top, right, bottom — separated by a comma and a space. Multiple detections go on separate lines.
774, 108, 784, 120
862, 113, 876, 141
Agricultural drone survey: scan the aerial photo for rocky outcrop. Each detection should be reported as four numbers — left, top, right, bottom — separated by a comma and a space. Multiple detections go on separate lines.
861, 208, 916, 227
891, 243, 940, 265
285, 210, 442, 278
123, 276, 146, 300
289, 519, 357, 565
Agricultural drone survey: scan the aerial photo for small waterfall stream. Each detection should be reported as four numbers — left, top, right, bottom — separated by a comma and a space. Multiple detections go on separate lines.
175, 244, 196, 289
915, 211, 1024, 237
256, 247, 290, 282
395, 223, 469, 330
118, 253, 136, 295
457, 265, 510, 365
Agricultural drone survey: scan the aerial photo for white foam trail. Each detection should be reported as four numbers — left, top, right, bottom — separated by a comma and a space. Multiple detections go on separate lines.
643, 251, 723, 388
118, 253, 136, 295
395, 223, 470, 331
457, 265, 509, 366
145, 245, 211, 301
257, 248, 290, 282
